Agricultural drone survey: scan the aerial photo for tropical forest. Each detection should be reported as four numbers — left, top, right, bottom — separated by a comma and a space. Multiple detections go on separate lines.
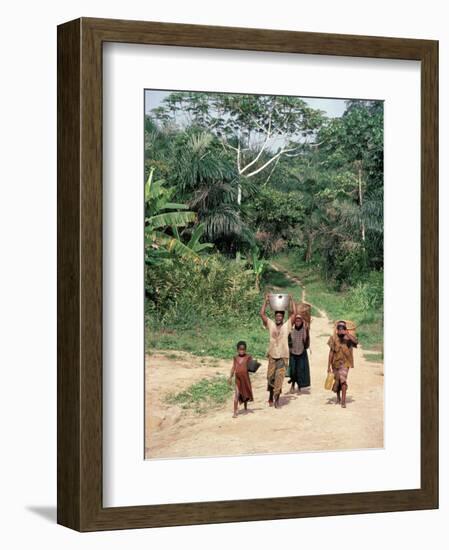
144, 91, 384, 361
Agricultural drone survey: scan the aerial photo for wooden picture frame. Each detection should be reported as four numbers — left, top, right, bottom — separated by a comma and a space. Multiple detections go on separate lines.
57, 17, 438, 531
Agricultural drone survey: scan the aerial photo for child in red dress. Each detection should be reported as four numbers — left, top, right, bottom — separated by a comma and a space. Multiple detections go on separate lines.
228, 341, 254, 418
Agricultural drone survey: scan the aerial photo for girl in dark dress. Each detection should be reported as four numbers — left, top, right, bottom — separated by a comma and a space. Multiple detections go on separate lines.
228, 341, 254, 418
288, 314, 311, 393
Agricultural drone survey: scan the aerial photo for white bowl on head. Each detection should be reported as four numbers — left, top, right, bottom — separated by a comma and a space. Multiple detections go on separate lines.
268, 293, 290, 312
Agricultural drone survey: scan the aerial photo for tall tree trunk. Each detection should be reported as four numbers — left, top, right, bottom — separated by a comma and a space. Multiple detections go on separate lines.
304, 233, 314, 262
236, 183, 242, 261
356, 161, 366, 242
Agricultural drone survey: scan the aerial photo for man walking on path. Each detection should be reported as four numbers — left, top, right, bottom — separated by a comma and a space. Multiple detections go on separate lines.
260, 294, 296, 408
327, 320, 358, 408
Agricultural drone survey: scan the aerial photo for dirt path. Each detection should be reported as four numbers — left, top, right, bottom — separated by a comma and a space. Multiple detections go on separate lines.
145, 267, 384, 459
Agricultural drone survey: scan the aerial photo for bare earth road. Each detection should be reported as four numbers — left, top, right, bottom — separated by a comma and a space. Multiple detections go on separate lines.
145, 282, 384, 459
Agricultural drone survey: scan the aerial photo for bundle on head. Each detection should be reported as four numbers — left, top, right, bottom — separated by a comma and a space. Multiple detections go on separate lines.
334, 320, 356, 337
296, 302, 312, 325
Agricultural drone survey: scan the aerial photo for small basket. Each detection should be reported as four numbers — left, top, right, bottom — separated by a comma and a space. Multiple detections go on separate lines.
297, 301, 312, 325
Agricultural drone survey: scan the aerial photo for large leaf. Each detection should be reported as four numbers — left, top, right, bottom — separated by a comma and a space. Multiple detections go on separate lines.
187, 223, 203, 246
165, 237, 201, 260
147, 211, 196, 229
194, 242, 214, 252
160, 202, 190, 211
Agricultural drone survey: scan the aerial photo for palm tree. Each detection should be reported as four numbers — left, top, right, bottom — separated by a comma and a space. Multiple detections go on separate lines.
169, 130, 256, 253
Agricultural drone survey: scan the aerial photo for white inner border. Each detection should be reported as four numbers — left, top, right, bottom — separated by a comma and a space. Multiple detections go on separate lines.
103, 43, 421, 507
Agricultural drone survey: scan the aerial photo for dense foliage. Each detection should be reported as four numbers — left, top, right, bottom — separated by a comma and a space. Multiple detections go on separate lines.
144, 92, 384, 349
145, 254, 260, 326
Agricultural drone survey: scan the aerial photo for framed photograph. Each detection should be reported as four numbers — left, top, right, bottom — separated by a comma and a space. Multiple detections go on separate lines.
57, 17, 438, 531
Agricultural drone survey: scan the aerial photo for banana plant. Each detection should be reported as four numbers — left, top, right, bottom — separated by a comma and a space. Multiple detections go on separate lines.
145, 168, 215, 263
145, 168, 196, 230
249, 247, 267, 291
170, 223, 214, 258
145, 168, 196, 263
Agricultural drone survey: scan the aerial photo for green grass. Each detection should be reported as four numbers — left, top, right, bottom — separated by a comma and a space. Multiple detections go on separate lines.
166, 375, 233, 413
147, 318, 269, 360
363, 352, 384, 363
271, 253, 383, 352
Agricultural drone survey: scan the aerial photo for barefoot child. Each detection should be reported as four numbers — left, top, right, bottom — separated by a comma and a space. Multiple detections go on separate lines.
327, 321, 358, 408
228, 341, 254, 418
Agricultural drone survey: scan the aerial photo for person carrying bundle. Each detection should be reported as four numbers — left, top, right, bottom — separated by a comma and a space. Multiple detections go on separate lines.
327, 320, 358, 408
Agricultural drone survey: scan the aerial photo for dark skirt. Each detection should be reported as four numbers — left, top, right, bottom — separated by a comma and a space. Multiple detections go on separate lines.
289, 351, 311, 388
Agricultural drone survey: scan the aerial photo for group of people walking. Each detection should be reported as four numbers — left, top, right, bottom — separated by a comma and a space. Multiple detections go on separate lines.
228, 294, 358, 417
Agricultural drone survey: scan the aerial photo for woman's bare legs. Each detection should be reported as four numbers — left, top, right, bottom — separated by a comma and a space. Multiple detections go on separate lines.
341, 383, 347, 408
